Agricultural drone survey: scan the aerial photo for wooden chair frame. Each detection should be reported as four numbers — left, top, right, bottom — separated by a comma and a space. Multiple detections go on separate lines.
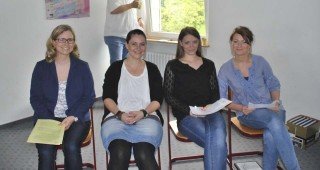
167, 105, 204, 170
56, 108, 97, 170
227, 88, 282, 170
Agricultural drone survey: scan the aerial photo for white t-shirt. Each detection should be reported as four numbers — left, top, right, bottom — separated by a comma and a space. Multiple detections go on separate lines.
104, 0, 143, 38
117, 64, 153, 113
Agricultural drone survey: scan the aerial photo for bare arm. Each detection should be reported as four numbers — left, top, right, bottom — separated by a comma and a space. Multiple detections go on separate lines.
111, 0, 140, 14
104, 98, 137, 124
271, 90, 280, 101
128, 101, 160, 123
270, 90, 281, 112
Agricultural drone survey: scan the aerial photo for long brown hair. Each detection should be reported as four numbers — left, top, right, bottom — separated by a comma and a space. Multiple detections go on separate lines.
176, 27, 203, 59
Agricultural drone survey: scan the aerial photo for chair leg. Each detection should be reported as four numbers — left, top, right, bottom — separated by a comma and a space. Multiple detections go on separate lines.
227, 109, 233, 170
157, 148, 161, 170
167, 105, 173, 170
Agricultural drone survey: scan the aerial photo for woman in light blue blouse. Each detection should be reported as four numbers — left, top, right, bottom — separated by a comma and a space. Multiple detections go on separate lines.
218, 26, 300, 170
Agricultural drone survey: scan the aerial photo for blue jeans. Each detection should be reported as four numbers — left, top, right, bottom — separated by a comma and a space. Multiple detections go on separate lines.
178, 113, 227, 170
36, 120, 90, 170
238, 109, 300, 170
104, 36, 128, 64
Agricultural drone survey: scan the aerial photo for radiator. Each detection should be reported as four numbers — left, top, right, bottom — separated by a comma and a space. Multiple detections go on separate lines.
145, 52, 175, 77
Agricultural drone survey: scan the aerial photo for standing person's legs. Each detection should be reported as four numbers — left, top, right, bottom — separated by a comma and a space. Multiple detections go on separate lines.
62, 121, 90, 170
104, 36, 127, 64
238, 109, 300, 170
178, 113, 227, 170
133, 142, 158, 170
108, 139, 132, 170
36, 143, 57, 170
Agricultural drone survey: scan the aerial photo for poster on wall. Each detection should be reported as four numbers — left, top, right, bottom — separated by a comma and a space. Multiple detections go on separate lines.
46, 0, 90, 19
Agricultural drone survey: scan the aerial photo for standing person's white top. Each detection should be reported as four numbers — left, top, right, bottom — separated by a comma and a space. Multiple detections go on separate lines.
104, 0, 143, 38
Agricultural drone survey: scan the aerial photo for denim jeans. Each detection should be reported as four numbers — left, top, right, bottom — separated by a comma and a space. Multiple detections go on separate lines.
36, 120, 90, 170
238, 109, 300, 170
104, 36, 128, 64
178, 113, 227, 170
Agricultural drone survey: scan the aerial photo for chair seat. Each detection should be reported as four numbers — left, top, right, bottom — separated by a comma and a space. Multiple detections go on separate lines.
169, 120, 189, 142
231, 117, 263, 137
82, 129, 92, 146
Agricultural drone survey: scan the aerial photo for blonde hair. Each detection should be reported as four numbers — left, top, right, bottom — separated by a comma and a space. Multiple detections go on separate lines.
45, 25, 79, 62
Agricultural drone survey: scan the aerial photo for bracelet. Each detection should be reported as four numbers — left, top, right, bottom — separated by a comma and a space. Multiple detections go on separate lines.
116, 110, 124, 120
140, 109, 148, 117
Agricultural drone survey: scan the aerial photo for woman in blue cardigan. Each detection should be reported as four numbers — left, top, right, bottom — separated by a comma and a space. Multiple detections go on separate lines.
30, 24, 95, 170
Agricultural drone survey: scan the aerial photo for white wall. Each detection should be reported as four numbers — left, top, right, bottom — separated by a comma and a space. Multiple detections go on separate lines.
149, 0, 320, 120
1, 0, 319, 125
0, 0, 109, 125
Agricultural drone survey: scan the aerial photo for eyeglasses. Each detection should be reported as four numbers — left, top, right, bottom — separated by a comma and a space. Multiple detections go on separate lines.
231, 40, 248, 46
55, 38, 75, 44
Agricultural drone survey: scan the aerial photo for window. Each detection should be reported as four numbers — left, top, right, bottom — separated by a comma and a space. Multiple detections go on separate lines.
145, 0, 208, 41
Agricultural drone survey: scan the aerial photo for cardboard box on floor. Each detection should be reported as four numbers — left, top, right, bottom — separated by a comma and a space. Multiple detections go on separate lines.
287, 115, 320, 139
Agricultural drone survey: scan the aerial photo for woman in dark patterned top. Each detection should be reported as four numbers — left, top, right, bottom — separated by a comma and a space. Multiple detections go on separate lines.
164, 27, 227, 170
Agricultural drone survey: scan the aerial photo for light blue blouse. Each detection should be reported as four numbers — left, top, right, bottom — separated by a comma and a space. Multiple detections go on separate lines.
218, 55, 281, 116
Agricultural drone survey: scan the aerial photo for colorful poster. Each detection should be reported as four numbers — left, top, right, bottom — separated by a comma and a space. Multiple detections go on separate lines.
46, 0, 90, 19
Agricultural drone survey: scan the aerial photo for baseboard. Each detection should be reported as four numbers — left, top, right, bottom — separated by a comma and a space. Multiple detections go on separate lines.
0, 116, 33, 128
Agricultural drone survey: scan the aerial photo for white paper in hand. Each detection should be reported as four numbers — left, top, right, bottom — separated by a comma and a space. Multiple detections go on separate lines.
248, 100, 284, 110
189, 98, 232, 117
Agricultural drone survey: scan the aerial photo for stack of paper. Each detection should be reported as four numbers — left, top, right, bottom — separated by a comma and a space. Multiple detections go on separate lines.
27, 119, 65, 145
234, 161, 262, 170
248, 100, 284, 110
189, 98, 232, 117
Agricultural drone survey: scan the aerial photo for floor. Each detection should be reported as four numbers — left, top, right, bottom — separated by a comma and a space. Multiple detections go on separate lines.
0, 101, 319, 170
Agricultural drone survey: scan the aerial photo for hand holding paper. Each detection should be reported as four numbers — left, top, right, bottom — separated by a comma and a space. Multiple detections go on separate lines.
189, 98, 232, 117
27, 119, 65, 145
248, 100, 284, 111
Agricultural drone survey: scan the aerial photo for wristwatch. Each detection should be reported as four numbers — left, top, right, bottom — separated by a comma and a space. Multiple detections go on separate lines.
74, 117, 78, 122
140, 109, 148, 117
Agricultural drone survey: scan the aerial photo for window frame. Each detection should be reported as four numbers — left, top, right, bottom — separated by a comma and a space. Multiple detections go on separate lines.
144, 0, 209, 42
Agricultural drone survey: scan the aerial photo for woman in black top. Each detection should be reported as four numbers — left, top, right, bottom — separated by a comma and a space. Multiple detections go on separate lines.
164, 27, 227, 170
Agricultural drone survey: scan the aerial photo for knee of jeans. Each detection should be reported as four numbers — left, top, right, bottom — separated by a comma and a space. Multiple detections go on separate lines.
268, 115, 284, 131
63, 143, 80, 156
38, 149, 56, 161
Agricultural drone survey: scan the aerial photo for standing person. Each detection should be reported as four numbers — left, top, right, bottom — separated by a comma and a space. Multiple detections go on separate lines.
101, 29, 163, 170
163, 27, 227, 170
30, 25, 96, 170
218, 26, 300, 170
104, 0, 144, 64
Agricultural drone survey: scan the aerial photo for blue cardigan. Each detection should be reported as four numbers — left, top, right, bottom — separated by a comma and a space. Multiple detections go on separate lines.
30, 56, 95, 122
